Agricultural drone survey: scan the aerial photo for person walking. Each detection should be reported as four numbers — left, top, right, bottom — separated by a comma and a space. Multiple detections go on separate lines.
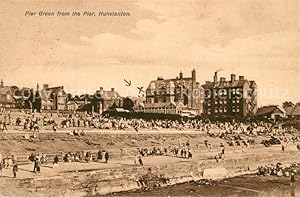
290, 171, 295, 186
220, 143, 225, 160
104, 151, 109, 163
138, 155, 143, 165
97, 150, 102, 162
53, 155, 59, 168
32, 155, 37, 172
35, 156, 41, 173
12, 159, 18, 178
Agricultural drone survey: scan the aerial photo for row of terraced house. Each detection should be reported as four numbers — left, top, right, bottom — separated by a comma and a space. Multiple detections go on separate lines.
0, 69, 258, 119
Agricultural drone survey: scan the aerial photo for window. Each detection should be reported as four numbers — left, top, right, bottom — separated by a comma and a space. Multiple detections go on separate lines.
215, 109, 218, 113
224, 100, 227, 104
236, 99, 240, 103
224, 108, 227, 112
220, 100, 223, 104
236, 108, 240, 112
219, 108, 223, 113
215, 100, 218, 104
232, 89, 236, 94
233, 100, 235, 103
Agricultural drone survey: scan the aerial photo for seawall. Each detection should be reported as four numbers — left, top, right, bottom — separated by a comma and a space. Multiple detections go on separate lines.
9, 150, 300, 197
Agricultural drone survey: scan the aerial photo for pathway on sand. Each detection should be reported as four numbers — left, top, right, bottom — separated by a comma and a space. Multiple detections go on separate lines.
0, 144, 289, 179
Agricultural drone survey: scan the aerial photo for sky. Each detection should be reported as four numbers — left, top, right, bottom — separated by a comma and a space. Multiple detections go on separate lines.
0, 0, 299, 106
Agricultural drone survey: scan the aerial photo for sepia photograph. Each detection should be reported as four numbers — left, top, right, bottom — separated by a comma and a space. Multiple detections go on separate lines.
0, 0, 299, 196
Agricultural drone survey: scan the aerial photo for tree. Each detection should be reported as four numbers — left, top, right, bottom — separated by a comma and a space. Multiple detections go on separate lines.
67, 93, 73, 101
282, 101, 295, 108
123, 97, 135, 111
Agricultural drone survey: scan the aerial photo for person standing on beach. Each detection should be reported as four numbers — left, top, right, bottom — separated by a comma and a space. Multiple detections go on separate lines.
53, 155, 59, 168
34, 156, 41, 173
97, 150, 102, 162
12, 158, 18, 178
220, 143, 225, 159
104, 151, 109, 163
290, 171, 295, 186
138, 155, 143, 165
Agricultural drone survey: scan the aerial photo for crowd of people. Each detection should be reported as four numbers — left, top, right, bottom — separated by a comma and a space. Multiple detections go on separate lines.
27, 150, 110, 173
0, 154, 18, 178
0, 110, 298, 142
62, 150, 109, 163
137, 140, 193, 159
44, 116, 300, 141
258, 163, 299, 178
0, 111, 299, 182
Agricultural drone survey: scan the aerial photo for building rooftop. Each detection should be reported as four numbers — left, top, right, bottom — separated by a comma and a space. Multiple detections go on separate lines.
256, 105, 285, 116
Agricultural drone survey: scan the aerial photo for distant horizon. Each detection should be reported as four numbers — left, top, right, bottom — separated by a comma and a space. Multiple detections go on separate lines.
0, 68, 298, 108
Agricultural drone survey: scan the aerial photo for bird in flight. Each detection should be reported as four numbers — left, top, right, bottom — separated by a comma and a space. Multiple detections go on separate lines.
137, 86, 144, 94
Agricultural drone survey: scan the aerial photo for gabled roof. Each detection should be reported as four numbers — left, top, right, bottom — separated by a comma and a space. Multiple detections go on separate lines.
230, 80, 247, 87
249, 80, 257, 88
284, 106, 295, 116
95, 89, 121, 100
125, 96, 145, 104
42, 86, 65, 99
256, 105, 285, 116
143, 101, 185, 109
202, 79, 248, 89
0, 86, 12, 95
147, 78, 193, 90
291, 106, 300, 116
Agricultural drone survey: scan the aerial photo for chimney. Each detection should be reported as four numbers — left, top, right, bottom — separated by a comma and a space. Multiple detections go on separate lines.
0, 79, 3, 88
220, 77, 225, 82
43, 84, 49, 90
239, 76, 244, 80
192, 69, 196, 81
230, 74, 236, 83
111, 88, 115, 92
37, 83, 39, 90
179, 71, 183, 79
214, 72, 218, 83
99, 87, 104, 94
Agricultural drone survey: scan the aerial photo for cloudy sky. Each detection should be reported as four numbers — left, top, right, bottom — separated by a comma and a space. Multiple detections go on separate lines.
0, 0, 299, 106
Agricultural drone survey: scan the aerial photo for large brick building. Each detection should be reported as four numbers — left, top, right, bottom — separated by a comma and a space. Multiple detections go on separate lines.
94, 87, 123, 114
0, 80, 15, 108
39, 84, 67, 111
202, 72, 257, 119
139, 69, 203, 115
